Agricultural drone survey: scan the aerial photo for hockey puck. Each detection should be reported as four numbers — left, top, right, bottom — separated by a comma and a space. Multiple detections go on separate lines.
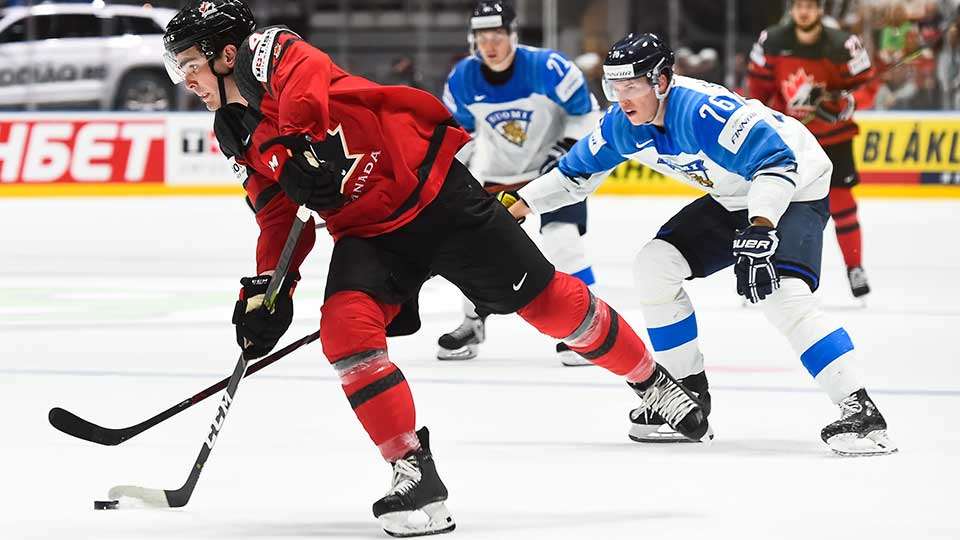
94, 500, 119, 510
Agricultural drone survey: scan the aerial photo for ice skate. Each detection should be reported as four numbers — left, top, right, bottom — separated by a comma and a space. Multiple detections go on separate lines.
556, 342, 593, 366
373, 428, 456, 538
847, 266, 870, 299
821, 389, 897, 457
629, 371, 711, 442
628, 365, 712, 442
436, 315, 485, 361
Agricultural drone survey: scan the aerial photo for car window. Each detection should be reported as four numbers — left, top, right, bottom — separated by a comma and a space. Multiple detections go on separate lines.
0, 18, 27, 44
32, 14, 103, 40
112, 15, 164, 36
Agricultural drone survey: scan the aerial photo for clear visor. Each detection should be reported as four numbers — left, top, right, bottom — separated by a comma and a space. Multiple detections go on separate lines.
601, 76, 652, 102
163, 50, 207, 84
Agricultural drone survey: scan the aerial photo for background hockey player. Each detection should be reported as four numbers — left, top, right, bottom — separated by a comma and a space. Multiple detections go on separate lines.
439, 0, 602, 365
505, 32, 896, 457
748, 0, 875, 299
164, 3, 711, 537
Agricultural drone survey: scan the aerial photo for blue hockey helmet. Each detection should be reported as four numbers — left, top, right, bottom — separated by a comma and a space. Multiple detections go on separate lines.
602, 32, 675, 102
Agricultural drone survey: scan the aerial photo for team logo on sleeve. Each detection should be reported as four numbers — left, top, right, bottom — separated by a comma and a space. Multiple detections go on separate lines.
485, 109, 533, 147
657, 157, 714, 188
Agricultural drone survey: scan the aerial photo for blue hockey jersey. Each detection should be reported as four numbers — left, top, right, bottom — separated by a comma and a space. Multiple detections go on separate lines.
519, 76, 832, 223
443, 46, 601, 184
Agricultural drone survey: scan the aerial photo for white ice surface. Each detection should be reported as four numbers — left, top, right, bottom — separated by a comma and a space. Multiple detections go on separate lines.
1, 195, 958, 540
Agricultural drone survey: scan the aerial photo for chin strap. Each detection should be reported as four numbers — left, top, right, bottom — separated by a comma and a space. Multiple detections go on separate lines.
209, 57, 232, 107
642, 74, 673, 125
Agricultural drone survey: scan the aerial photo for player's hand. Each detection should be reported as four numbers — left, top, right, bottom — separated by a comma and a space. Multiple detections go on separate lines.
232, 272, 298, 359
732, 225, 780, 304
814, 92, 855, 123
260, 134, 345, 211
496, 190, 529, 224
539, 137, 578, 175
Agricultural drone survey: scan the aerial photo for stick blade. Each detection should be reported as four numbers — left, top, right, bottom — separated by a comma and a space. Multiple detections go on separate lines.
108, 485, 172, 508
48, 407, 123, 446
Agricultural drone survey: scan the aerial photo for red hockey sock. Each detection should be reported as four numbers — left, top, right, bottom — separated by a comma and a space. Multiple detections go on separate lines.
321, 291, 418, 462
517, 272, 654, 382
829, 186, 863, 269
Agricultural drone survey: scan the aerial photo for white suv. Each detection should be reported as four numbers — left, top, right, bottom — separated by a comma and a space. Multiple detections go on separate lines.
0, 3, 176, 110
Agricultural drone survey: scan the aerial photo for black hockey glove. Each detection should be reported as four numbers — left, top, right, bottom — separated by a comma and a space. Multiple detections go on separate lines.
809, 87, 855, 124
232, 272, 299, 359
496, 190, 526, 224
260, 134, 345, 211
732, 225, 780, 304
539, 137, 578, 175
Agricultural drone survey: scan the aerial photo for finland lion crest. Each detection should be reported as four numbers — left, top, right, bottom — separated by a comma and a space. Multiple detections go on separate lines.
485, 109, 533, 147
657, 157, 714, 188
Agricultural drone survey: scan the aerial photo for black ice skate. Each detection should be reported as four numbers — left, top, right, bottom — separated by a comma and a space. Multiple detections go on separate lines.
436, 315, 485, 360
630, 371, 711, 443
373, 427, 455, 538
628, 365, 712, 443
821, 389, 897, 457
847, 266, 871, 298
556, 342, 593, 367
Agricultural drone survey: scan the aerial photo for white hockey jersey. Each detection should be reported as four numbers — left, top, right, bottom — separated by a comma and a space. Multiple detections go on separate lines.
520, 76, 833, 224
443, 45, 601, 184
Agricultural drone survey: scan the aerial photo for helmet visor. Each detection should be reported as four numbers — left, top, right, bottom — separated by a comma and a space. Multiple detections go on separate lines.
163, 50, 207, 84
602, 76, 653, 102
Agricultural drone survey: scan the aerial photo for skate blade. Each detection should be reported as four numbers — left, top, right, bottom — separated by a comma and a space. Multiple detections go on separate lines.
436, 344, 478, 361
380, 501, 456, 538
559, 350, 593, 367
628, 423, 710, 444
827, 429, 898, 457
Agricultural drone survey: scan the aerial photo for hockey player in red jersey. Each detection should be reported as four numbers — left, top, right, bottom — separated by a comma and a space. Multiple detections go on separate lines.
163, 2, 710, 537
748, 0, 874, 299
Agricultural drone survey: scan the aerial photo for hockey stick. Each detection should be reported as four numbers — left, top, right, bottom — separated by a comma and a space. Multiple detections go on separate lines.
800, 24, 951, 125
483, 179, 533, 194
107, 205, 313, 509
800, 48, 925, 125
48, 329, 319, 446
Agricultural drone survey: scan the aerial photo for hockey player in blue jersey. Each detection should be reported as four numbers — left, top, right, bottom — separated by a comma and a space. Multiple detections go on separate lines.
504, 33, 896, 456
437, 0, 602, 365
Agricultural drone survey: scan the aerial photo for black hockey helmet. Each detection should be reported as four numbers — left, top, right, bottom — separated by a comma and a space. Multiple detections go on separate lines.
602, 32, 675, 102
163, 0, 256, 84
468, 1, 519, 54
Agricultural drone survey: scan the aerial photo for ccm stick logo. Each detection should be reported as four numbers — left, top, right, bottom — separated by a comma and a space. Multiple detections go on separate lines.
205, 391, 234, 450
0, 120, 165, 183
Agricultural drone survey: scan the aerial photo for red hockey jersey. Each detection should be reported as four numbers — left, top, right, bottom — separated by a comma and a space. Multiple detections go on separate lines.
236, 27, 471, 240
747, 23, 875, 147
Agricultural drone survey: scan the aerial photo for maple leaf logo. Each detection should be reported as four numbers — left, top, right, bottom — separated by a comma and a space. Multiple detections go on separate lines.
311, 124, 364, 193
781, 68, 822, 114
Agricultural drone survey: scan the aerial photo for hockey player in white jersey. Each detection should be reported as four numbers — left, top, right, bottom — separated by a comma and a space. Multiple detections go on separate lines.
504, 32, 896, 456
438, 0, 602, 365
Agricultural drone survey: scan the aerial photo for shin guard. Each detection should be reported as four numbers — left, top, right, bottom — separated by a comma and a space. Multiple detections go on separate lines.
829, 187, 863, 269
321, 291, 418, 461
517, 272, 654, 382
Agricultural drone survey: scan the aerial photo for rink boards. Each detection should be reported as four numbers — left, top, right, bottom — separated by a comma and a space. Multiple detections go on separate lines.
0, 111, 959, 198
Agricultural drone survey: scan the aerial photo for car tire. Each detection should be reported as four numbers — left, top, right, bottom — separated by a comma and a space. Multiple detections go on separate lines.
114, 70, 175, 111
